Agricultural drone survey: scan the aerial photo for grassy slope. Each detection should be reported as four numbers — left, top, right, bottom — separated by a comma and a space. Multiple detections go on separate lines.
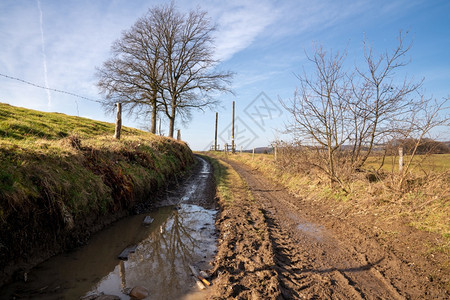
0, 103, 194, 282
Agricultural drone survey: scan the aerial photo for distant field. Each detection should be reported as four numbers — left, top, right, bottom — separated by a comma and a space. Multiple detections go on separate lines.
232, 150, 450, 173
364, 153, 450, 173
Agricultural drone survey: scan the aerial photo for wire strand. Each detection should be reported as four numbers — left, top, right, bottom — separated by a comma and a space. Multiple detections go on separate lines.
0, 72, 103, 104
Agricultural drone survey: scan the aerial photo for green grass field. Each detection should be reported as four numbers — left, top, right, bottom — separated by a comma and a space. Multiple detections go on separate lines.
0, 102, 145, 142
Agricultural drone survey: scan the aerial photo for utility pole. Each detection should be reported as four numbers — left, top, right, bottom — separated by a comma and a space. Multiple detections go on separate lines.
232, 101, 235, 153
114, 102, 122, 140
214, 112, 218, 151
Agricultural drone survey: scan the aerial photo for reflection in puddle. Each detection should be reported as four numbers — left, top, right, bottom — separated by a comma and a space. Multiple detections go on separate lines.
85, 204, 216, 299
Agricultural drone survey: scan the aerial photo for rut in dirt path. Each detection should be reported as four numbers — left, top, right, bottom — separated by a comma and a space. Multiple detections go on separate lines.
225, 159, 413, 300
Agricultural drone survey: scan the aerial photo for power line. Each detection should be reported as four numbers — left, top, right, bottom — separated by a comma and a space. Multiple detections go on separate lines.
0, 72, 104, 104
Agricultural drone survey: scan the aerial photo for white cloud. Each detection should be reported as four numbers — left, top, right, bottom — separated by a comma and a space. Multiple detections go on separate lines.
205, 0, 280, 61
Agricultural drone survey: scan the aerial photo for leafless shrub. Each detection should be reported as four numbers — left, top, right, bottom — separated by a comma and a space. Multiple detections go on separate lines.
280, 32, 448, 192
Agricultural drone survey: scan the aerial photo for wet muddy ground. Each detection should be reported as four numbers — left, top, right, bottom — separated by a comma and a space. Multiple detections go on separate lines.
2, 154, 447, 299
0, 156, 217, 299
206, 156, 448, 299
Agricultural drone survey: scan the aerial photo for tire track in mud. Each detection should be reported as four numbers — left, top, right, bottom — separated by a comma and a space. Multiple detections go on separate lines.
226, 159, 408, 300
207, 158, 282, 299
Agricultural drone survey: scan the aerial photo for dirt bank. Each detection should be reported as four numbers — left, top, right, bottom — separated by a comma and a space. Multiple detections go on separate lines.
0, 131, 194, 286
207, 155, 448, 299
1, 155, 218, 299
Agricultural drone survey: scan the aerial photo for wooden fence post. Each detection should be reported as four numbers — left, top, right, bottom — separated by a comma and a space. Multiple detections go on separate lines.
399, 146, 404, 174
114, 102, 122, 140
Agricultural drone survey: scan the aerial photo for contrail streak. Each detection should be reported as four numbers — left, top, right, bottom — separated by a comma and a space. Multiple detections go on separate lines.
37, 0, 52, 106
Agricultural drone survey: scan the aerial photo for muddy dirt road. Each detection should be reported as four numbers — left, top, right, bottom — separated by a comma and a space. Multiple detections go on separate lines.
208, 157, 448, 299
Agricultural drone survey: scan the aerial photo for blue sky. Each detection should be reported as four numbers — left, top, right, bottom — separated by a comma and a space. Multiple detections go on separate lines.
0, 0, 449, 150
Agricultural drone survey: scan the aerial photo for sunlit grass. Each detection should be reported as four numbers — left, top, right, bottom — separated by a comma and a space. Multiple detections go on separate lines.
209, 150, 449, 243
0, 102, 193, 226
0, 102, 145, 142
364, 153, 450, 173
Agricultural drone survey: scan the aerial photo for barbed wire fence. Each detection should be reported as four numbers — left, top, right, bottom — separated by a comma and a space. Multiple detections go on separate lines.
0, 72, 104, 105
1, 72, 136, 140
0, 72, 192, 140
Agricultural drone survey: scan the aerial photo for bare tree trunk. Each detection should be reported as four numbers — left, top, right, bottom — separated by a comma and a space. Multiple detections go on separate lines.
168, 118, 174, 138
150, 99, 157, 134
274, 145, 277, 161
114, 102, 122, 140
158, 118, 162, 136
168, 97, 177, 138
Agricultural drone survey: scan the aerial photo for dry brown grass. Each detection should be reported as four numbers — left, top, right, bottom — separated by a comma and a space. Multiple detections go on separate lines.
211, 151, 449, 243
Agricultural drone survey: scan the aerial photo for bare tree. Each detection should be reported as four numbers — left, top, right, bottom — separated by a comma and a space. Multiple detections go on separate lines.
350, 32, 423, 170
154, 3, 233, 137
281, 46, 351, 187
96, 10, 164, 134
97, 3, 232, 137
281, 32, 445, 190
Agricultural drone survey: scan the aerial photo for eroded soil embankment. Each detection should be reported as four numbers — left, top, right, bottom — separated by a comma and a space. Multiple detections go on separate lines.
0, 140, 194, 287
1, 155, 218, 299
207, 155, 448, 299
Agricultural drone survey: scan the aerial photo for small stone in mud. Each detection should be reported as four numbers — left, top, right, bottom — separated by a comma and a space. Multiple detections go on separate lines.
199, 270, 209, 279
129, 286, 149, 299
142, 216, 154, 225
118, 245, 137, 260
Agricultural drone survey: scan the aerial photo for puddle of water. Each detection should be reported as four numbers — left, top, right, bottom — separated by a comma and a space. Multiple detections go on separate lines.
0, 208, 169, 299
0, 156, 217, 299
287, 212, 325, 241
85, 204, 216, 299
297, 223, 324, 241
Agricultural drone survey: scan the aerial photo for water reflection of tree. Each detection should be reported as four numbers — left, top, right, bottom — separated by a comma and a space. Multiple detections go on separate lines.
122, 206, 212, 298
